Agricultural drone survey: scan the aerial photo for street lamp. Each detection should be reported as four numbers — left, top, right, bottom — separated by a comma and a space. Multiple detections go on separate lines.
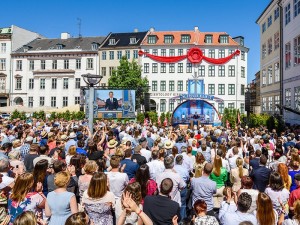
82, 73, 103, 133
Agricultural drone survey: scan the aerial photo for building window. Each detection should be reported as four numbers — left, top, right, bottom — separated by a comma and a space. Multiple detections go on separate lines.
52, 60, 57, 69
75, 96, 80, 105
160, 99, 166, 112
274, 62, 280, 82
102, 51, 106, 60
161, 63, 166, 73
275, 95, 280, 111
169, 63, 175, 73
181, 35, 190, 43
133, 50, 138, 59
218, 65, 225, 77
160, 81, 166, 91
63, 78, 69, 89
129, 37, 136, 44
169, 49, 175, 56
29, 60, 34, 71
205, 35, 213, 43
268, 38, 273, 55
91, 43, 98, 50
241, 84, 245, 95
29, 78, 34, 89
262, 69, 267, 86
285, 42, 291, 69
64, 60, 69, 69
0, 43, 6, 53
109, 39, 116, 45
0, 59, 5, 71
295, 86, 300, 111
218, 50, 225, 58
208, 84, 215, 95
285, 88, 291, 107
87, 58, 93, 69
229, 49, 236, 59
152, 81, 157, 91
52, 78, 57, 89
218, 103, 224, 114
218, 84, 225, 95
40, 97, 45, 106
186, 80, 189, 91
268, 66, 273, 84
262, 43, 267, 59
152, 49, 158, 55
144, 63, 149, 73
169, 100, 174, 111
40, 78, 45, 89
178, 63, 183, 73
147, 36, 156, 44
75, 78, 80, 89
178, 81, 183, 91
109, 67, 114, 76
101, 67, 106, 76
295, 0, 300, 17
16, 60, 22, 71
262, 97, 267, 111
228, 103, 235, 109
262, 23, 266, 33
268, 96, 273, 111
208, 65, 215, 77
228, 84, 235, 95
28, 97, 33, 108
199, 65, 205, 76
186, 63, 192, 73
241, 51, 245, 60
169, 81, 175, 91
274, 32, 280, 50
285, 3, 291, 25
241, 66, 245, 78
161, 49, 166, 56
109, 51, 114, 60
51, 97, 56, 107
274, 7, 280, 20
208, 49, 215, 58
178, 49, 183, 56
228, 65, 235, 77
117, 51, 122, 59
268, 15, 272, 27
240, 103, 245, 114
219, 35, 229, 43
63, 97, 68, 107
77, 59, 83, 70
294, 35, 300, 66
125, 50, 130, 59
41, 60, 45, 70
152, 63, 158, 73
164, 35, 173, 43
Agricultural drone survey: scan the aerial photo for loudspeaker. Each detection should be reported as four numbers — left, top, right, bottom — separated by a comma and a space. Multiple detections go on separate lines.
144, 93, 150, 111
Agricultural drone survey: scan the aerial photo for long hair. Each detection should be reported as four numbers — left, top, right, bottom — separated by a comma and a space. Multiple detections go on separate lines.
87, 172, 107, 199
135, 164, 150, 199
293, 200, 300, 222
213, 155, 222, 177
269, 172, 284, 191
122, 182, 142, 210
33, 159, 48, 189
195, 152, 205, 164
236, 157, 244, 178
13, 211, 37, 225
10, 173, 34, 203
277, 163, 290, 189
256, 193, 275, 225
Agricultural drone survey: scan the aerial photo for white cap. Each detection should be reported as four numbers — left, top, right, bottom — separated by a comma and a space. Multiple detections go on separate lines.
25, 136, 34, 142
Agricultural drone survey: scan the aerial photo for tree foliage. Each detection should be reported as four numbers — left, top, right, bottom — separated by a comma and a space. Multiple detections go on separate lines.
11, 110, 26, 120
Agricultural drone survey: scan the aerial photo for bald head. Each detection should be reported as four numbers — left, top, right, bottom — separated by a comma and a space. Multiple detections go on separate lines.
203, 163, 213, 175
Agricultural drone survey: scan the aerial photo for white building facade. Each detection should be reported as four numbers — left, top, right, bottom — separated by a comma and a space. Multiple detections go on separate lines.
140, 28, 248, 115
282, 0, 300, 124
11, 33, 105, 108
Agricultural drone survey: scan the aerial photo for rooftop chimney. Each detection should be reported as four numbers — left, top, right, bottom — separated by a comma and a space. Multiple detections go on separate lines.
61, 32, 70, 39
194, 26, 199, 32
149, 27, 155, 32
134, 28, 138, 33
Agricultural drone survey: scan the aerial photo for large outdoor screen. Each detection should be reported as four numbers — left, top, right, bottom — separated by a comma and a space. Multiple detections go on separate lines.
94, 89, 136, 119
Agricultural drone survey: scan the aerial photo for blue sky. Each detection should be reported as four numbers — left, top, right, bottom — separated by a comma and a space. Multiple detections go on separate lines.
1, 0, 270, 82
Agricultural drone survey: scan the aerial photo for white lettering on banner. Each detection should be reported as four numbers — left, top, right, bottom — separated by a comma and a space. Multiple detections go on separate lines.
150, 93, 182, 97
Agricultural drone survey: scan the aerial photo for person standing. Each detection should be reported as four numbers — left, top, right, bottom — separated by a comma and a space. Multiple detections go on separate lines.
105, 91, 118, 110
250, 155, 271, 192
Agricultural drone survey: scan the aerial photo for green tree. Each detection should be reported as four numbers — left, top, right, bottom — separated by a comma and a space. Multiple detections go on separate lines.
160, 112, 166, 126
11, 110, 26, 120
108, 56, 149, 112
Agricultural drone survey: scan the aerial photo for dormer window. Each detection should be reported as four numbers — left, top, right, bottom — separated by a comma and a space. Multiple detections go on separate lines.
164, 35, 173, 44
205, 35, 213, 43
49, 47, 54, 50
23, 45, 31, 52
91, 43, 98, 50
181, 35, 190, 43
130, 37, 137, 44
219, 35, 229, 44
147, 36, 157, 44
57, 44, 63, 49
109, 38, 116, 45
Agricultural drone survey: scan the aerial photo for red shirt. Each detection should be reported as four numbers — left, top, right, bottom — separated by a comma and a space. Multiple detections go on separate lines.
289, 186, 300, 207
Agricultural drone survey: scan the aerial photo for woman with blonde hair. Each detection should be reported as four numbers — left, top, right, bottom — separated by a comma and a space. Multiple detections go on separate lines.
82, 172, 115, 224
209, 155, 227, 208
230, 157, 249, 192
281, 200, 300, 225
66, 145, 77, 166
193, 152, 207, 178
13, 211, 46, 225
78, 160, 98, 201
45, 171, 78, 225
254, 193, 278, 225
8, 173, 45, 223
277, 163, 292, 190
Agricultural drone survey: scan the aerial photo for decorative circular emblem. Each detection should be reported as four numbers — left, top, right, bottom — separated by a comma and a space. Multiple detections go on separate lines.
187, 48, 203, 63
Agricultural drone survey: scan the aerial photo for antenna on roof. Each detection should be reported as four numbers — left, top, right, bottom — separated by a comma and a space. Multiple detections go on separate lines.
77, 18, 82, 38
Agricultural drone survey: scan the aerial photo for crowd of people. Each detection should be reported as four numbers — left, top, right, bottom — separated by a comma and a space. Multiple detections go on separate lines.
0, 118, 299, 225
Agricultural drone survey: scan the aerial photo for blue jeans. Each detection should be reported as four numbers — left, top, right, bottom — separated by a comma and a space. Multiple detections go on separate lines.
180, 187, 187, 220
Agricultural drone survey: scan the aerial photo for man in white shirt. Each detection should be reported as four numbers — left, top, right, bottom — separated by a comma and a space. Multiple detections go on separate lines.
139, 137, 151, 162
228, 147, 240, 170
147, 150, 165, 180
0, 158, 14, 189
